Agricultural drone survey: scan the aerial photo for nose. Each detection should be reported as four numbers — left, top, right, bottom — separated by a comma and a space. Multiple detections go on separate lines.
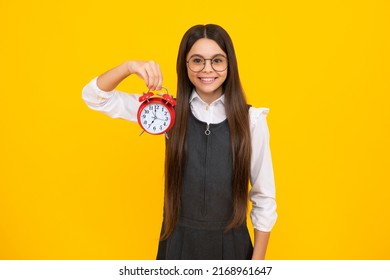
202, 59, 214, 72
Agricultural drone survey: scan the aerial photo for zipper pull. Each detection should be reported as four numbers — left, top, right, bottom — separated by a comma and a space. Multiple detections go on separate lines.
205, 123, 211, 135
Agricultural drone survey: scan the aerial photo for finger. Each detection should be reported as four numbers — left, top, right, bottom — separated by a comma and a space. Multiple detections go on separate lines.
149, 61, 163, 91
155, 63, 163, 90
145, 61, 158, 91
135, 67, 149, 90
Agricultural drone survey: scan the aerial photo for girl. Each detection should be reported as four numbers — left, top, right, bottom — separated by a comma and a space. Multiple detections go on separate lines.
82, 24, 277, 260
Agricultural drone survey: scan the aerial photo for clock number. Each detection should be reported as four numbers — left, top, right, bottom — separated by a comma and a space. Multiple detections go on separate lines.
138, 99, 174, 134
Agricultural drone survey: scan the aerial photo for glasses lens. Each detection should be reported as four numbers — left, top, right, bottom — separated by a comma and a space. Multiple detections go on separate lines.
188, 56, 205, 72
187, 55, 228, 72
211, 55, 227, 72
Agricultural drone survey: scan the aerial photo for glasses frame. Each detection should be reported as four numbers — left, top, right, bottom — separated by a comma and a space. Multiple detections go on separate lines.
186, 54, 228, 73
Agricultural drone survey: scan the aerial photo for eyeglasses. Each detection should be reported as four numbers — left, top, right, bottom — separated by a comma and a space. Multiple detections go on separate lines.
186, 55, 228, 72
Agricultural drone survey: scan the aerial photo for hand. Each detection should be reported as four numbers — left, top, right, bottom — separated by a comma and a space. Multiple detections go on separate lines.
126, 60, 163, 91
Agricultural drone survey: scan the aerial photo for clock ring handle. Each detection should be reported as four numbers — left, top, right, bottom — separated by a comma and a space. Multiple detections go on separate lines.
159, 86, 176, 106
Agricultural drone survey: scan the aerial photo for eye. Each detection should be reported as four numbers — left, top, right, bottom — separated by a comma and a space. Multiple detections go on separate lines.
212, 56, 225, 64
190, 57, 204, 64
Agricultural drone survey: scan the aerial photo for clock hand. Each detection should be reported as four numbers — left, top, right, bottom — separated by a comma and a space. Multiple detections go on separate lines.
148, 119, 156, 129
154, 109, 168, 121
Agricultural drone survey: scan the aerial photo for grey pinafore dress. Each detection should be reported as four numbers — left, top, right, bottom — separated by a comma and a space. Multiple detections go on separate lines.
156, 110, 253, 260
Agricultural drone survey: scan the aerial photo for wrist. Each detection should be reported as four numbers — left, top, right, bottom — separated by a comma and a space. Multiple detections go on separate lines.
124, 60, 134, 76
251, 251, 265, 260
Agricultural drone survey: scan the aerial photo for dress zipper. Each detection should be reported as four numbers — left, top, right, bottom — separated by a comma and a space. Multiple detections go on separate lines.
205, 123, 210, 135
202, 123, 210, 216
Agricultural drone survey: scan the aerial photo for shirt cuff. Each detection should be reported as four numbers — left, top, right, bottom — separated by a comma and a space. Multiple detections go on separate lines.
251, 205, 278, 232
90, 76, 116, 99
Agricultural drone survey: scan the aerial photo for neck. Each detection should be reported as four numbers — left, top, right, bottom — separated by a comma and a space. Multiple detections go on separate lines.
196, 89, 223, 105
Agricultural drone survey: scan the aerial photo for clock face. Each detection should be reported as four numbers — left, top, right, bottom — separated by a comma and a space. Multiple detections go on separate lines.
139, 103, 172, 134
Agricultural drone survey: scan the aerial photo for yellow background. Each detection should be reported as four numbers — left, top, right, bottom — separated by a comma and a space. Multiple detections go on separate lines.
1, 0, 389, 259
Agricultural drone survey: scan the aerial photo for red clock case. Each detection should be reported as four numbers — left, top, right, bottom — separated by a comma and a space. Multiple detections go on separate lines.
137, 93, 176, 135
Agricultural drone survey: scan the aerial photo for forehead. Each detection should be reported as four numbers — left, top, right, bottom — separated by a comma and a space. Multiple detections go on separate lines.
187, 38, 226, 58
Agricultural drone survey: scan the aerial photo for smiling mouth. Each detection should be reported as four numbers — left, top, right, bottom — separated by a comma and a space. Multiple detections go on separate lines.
199, 77, 217, 82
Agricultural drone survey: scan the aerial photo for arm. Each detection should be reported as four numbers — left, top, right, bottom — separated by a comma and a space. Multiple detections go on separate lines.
82, 60, 163, 121
249, 107, 278, 260
97, 60, 163, 92
252, 230, 270, 260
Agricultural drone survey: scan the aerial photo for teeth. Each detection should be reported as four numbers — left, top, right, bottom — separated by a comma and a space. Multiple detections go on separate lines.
200, 78, 215, 82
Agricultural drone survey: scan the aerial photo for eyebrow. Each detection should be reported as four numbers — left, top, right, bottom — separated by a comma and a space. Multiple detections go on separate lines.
188, 53, 227, 58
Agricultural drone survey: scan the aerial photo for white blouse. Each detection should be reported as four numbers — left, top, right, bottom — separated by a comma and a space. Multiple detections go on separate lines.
82, 77, 277, 232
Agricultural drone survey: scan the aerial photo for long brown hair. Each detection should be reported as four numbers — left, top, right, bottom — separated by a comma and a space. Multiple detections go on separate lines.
162, 24, 251, 240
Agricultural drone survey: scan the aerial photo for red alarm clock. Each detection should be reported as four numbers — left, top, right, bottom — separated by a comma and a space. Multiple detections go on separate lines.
137, 87, 176, 136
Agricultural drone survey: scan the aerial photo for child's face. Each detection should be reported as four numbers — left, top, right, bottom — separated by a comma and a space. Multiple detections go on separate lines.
186, 38, 228, 101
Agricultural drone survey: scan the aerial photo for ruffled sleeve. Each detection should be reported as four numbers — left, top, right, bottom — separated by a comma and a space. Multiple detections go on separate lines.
248, 107, 277, 232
